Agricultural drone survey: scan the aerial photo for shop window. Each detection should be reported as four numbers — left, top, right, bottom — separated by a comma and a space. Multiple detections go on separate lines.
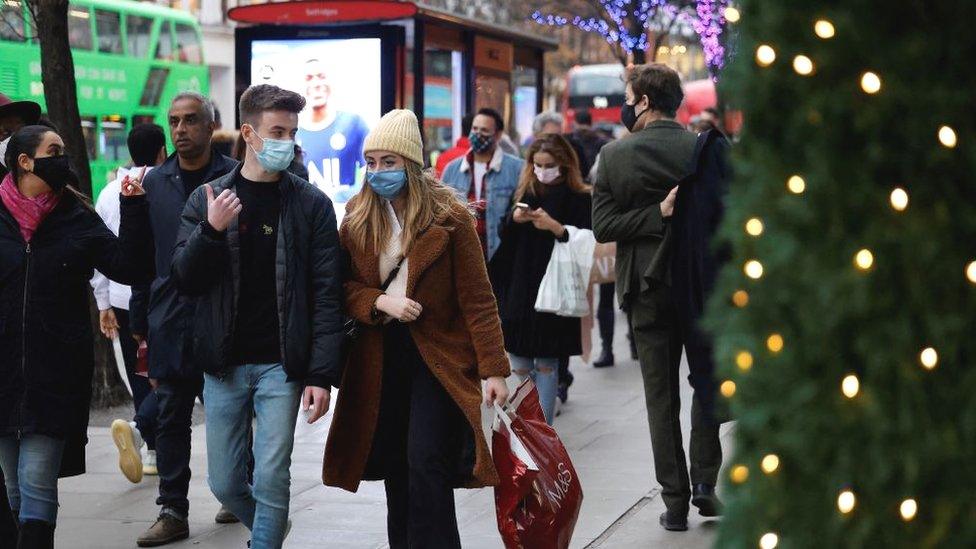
512, 65, 539, 147
95, 10, 122, 54
68, 7, 93, 50
174, 23, 202, 64
1, 1, 25, 42
100, 117, 127, 162
126, 15, 153, 58
422, 48, 461, 154
81, 117, 97, 160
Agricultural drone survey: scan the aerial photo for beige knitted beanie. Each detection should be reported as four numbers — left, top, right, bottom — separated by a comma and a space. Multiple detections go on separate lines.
362, 109, 424, 166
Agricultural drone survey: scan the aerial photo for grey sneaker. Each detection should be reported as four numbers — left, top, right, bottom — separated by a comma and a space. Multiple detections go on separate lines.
137, 514, 189, 547
214, 505, 240, 524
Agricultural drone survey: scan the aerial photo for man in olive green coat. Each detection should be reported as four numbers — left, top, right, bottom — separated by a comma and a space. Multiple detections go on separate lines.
592, 63, 723, 532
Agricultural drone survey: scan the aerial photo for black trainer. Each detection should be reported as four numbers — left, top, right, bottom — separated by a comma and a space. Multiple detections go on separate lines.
593, 348, 615, 368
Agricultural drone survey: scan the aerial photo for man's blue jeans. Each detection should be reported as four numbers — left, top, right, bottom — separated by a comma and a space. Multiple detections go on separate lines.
0, 434, 65, 524
204, 364, 301, 549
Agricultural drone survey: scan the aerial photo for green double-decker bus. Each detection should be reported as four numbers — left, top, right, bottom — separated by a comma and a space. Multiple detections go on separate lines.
0, 0, 208, 198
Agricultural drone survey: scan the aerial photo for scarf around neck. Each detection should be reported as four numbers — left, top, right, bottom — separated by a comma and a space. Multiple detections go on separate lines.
0, 172, 61, 242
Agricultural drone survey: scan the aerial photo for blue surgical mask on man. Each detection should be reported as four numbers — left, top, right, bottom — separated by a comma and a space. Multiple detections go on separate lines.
367, 169, 407, 199
246, 125, 295, 172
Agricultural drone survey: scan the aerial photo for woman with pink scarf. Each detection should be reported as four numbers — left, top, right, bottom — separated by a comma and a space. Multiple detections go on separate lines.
0, 125, 154, 546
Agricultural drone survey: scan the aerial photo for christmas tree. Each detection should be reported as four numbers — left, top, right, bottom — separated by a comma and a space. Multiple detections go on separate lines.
706, 1, 976, 547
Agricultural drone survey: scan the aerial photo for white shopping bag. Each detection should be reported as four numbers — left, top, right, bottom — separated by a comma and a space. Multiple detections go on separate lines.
534, 226, 596, 318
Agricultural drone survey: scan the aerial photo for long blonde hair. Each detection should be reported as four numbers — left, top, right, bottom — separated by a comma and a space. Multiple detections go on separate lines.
513, 133, 590, 203
344, 159, 459, 255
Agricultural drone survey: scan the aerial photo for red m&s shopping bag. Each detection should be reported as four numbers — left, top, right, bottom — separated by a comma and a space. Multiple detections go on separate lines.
493, 380, 583, 549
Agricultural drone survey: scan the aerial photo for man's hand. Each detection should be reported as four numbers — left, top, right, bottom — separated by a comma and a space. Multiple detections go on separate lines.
660, 185, 679, 218
99, 309, 119, 339
484, 376, 510, 406
205, 184, 242, 232
302, 386, 331, 424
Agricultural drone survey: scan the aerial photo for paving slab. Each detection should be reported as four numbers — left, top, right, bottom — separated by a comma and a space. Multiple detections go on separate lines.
56, 310, 728, 548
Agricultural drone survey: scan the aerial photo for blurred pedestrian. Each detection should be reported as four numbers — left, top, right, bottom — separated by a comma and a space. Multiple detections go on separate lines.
324, 109, 510, 548
441, 107, 523, 260
435, 112, 473, 178
0, 124, 153, 546
172, 84, 342, 549
129, 92, 239, 546
524, 110, 563, 148
488, 134, 592, 424
592, 63, 723, 532
96, 123, 166, 484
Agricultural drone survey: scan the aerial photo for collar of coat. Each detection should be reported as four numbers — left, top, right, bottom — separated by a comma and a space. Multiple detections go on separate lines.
345, 202, 463, 297
458, 145, 504, 174
155, 149, 239, 182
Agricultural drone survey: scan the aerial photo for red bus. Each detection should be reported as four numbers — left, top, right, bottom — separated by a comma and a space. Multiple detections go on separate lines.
561, 63, 740, 134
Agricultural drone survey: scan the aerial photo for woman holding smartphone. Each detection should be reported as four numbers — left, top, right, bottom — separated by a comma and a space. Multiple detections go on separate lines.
488, 133, 592, 424
323, 110, 509, 548
0, 125, 153, 545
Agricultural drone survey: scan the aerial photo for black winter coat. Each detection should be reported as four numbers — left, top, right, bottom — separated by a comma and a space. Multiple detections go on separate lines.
488, 184, 592, 358
129, 151, 238, 380
0, 192, 153, 477
171, 166, 344, 388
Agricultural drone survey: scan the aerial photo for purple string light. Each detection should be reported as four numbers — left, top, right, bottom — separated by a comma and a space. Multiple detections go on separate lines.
532, 0, 729, 76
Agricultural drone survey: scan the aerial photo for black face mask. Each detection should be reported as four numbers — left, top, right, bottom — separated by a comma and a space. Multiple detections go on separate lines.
31, 155, 78, 193
621, 99, 648, 132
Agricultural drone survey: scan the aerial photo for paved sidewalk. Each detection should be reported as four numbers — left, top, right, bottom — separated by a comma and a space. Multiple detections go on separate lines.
57, 312, 733, 548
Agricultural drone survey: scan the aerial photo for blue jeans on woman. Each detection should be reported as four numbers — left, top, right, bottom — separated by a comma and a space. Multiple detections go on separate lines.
509, 354, 560, 424
0, 434, 66, 524
204, 363, 301, 549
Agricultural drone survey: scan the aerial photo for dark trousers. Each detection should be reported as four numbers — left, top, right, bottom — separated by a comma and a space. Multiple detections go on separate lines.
115, 308, 158, 450
154, 375, 203, 517
597, 283, 616, 352
628, 287, 722, 514
375, 323, 465, 549
0, 469, 14, 540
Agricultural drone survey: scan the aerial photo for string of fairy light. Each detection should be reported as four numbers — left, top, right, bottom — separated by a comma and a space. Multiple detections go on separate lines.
529, 0, 735, 76
723, 10, 972, 549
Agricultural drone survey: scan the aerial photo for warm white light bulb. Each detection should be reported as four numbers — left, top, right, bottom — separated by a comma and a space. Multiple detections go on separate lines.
787, 175, 806, 194
745, 260, 764, 279
793, 55, 814, 75
855, 249, 874, 271
760, 532, 779, 549
861, 72, 882, 94
939, 126, 957, 148
761, 454, 780, 474
967, 261, 976, 284
724, 6, 740, 23
842, 375, 860, 398
900, 498, 918, 521
890, 188, 909, 211
746, 217, 764, 236
838, 490, 856, 514
920, 347, 938, 370
756, 45, 776, 67
814, 20, 835, 39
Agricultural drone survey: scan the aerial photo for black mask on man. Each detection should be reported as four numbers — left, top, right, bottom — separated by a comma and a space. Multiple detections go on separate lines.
621, 99, 648, 132
31, 155, 78, 192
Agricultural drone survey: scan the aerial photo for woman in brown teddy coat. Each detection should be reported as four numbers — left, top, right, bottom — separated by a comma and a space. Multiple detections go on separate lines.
322, 109, 510, 548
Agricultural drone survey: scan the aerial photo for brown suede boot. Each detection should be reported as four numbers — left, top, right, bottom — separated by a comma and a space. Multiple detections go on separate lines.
136, 514, 189, 547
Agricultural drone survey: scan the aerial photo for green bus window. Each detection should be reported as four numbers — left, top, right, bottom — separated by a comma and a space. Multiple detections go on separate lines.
174, 23, 202, 64
155, 21, 173, 61
1, 1, 26, 42
126, 14, 152, 58
100, 117, 127, 162
68, 7, 92, 50
81, 117, 97, 159
95, 10, 122, 54
139, 68, 169, 107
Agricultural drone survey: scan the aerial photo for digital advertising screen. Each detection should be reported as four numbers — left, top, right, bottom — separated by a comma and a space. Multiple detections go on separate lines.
250, 38, 383, 204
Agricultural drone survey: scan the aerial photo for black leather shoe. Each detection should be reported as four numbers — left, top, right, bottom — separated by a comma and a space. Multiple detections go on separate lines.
593, 349, 615, 368
659, 509, 688, 531
692, 484, 724, 517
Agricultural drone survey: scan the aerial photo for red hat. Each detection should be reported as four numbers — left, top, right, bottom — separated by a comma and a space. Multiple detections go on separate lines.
0, 93, 42, 125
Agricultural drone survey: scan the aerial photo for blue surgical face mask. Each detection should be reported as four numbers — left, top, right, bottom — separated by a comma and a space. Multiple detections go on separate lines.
247, 125, 295, 172
366, 169, 407, 199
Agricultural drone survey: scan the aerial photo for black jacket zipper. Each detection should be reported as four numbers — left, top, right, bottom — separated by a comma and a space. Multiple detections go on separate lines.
18, 242, 31, 439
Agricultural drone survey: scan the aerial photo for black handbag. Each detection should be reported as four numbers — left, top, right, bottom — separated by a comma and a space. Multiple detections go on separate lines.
341, 255, 406, 360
